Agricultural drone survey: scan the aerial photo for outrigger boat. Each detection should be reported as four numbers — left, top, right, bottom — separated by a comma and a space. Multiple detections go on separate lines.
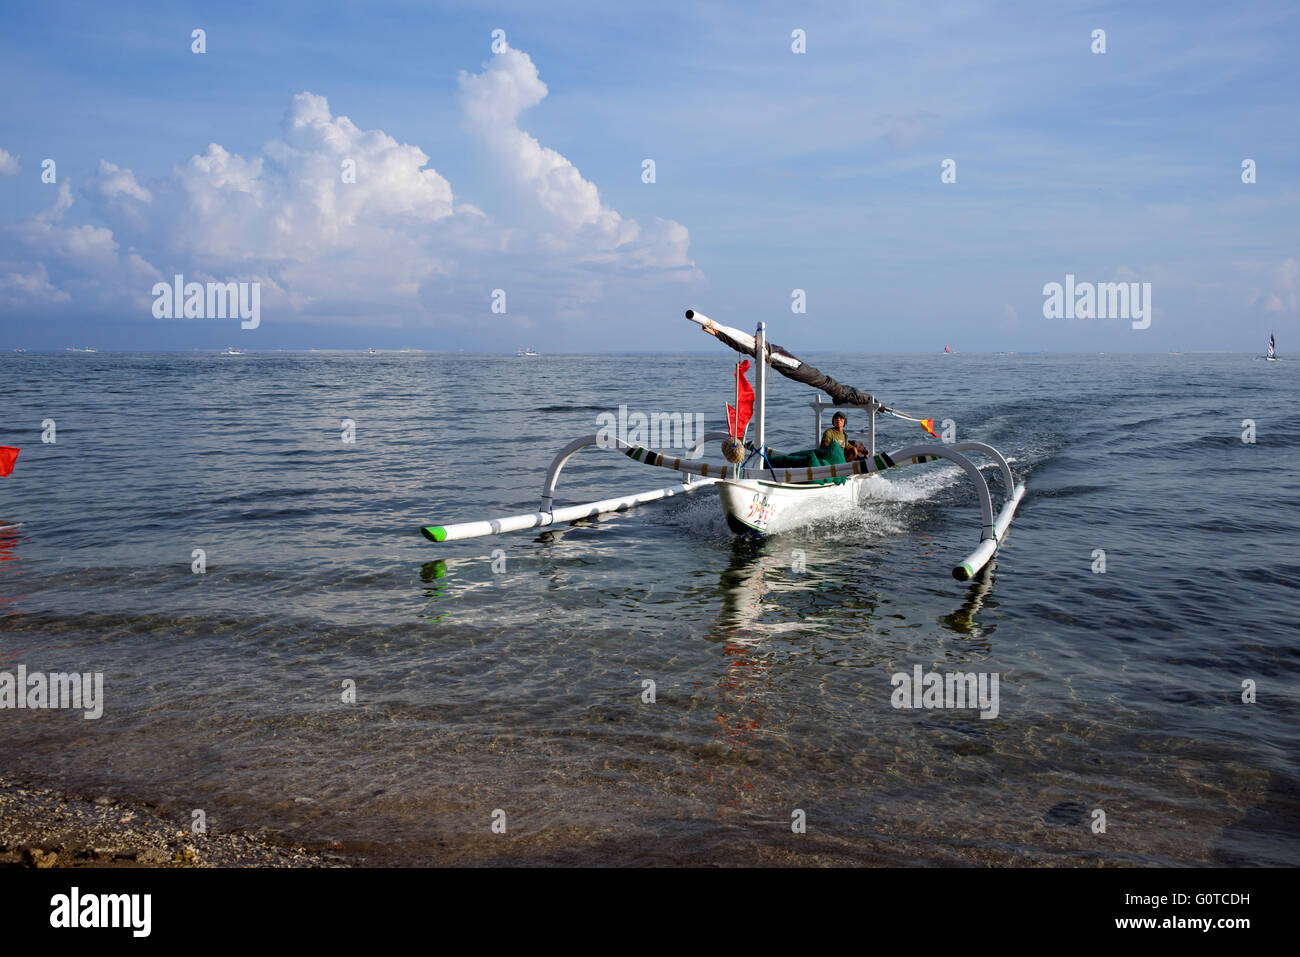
421, 310, 1026, 582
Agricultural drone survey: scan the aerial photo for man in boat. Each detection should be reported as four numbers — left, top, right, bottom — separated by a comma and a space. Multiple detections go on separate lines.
822, 411, 850, 454
810, 411, 868, 460
764, 410, 866, 484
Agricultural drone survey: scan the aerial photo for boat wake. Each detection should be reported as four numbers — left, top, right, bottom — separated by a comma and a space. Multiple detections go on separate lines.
813, 468, 965, 538
861, 464, 965, 503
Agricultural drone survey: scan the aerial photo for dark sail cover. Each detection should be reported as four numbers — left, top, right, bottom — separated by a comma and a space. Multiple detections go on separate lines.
769, 343, 875, 407
688, 310, 879, 409
709, 330, 875, 407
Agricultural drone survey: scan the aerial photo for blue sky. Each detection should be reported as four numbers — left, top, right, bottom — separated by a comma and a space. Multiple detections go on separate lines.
0, 0, 1296, 352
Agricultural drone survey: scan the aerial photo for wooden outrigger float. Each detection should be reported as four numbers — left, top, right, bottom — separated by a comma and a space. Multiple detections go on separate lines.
421, 309, 1026, 581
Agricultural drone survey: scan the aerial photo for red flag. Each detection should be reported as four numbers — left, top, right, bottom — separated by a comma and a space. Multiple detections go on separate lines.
726, 360, 754, 439
920, 419, 940, 439
0, 446, 18, 477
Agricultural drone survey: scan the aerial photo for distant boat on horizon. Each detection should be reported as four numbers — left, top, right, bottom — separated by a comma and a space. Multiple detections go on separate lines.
943, 344, 951, 354
222, 346, 246, 356
1266, 332, 1277, 361
65, 346, 97, 353
516, 347, 540, 357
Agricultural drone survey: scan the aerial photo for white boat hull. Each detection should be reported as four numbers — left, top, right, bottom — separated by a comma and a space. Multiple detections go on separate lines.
716, 475, 870, 536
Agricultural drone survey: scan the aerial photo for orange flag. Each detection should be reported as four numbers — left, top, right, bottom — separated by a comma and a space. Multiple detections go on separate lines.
0, 446, 18, 477
920, 419, 940, 439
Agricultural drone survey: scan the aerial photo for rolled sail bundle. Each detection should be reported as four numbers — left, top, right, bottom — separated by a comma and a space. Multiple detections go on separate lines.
685, 310, 876, 408
767, 343, 876, 407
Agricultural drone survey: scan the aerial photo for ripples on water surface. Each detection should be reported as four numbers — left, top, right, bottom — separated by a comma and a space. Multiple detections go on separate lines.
1, 351, 1297, 865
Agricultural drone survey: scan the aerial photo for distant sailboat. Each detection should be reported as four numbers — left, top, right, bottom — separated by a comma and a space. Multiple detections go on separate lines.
943, 345, 951, 354
1266, 332, 1277, 361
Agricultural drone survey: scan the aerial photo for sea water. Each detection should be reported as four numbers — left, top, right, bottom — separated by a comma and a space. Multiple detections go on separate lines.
0, 351, 1296, 865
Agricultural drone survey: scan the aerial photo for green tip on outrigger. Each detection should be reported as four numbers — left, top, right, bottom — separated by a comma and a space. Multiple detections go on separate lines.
421, 526, 448, 543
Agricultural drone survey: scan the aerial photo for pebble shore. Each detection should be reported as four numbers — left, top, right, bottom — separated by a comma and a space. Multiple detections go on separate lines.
0, 776, 351, 868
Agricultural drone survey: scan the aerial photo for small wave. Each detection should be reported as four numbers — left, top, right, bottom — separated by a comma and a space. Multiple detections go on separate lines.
1031, 484, 1108, 500
535, 405, 611, 413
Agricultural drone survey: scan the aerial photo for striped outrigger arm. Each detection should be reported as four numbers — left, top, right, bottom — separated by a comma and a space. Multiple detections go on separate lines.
622, 445, 943, 484
621, 445, 742, 479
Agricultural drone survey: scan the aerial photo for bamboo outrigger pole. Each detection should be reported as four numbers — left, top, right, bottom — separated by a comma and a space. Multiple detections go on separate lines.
421, 479, 715, 542
421, 432, 732, 543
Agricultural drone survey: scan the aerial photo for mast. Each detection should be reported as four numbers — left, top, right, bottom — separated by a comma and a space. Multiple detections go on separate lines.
753, 321, 767, 473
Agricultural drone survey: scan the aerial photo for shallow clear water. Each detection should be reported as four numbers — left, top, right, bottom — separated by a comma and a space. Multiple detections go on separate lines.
1, 351, 1297, 865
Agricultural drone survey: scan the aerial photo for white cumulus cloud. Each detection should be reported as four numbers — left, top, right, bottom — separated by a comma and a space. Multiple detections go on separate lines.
3, 182, 161, 314
0, 264, 70, 306
0, 148, 19, 177
460, 47, 631, 241
0, 44, 698, 335
10, 182, 121, 268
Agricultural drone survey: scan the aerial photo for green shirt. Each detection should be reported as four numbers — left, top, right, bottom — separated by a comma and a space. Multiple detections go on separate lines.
821, 428, 847, 450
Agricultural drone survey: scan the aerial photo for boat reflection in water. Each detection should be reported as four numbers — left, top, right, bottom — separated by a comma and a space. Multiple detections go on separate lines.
418, 559, 453, 623
0, 524, 26, 616
705, 535, 998, 642
938, 560, 997, 639
695, 535, 1001, 819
